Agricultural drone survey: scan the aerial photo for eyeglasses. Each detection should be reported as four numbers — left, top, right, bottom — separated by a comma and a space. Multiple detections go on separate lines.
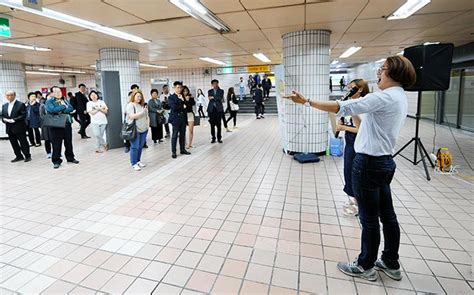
377, 66, 388, 75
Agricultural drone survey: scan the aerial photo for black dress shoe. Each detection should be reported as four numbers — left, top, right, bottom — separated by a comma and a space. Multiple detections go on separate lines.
211, 140, 216, 143
218, 140, 223, 143
67, 159, 80, 164
172, 153, 177, 158
143, 144, 148, 148
11, 157, 24, 163
53, 163, 60, 169
180, 150, 191, 155
24, 157, 32, 162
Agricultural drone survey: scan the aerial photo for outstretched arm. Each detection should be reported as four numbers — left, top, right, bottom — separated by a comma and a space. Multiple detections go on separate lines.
284, 91, 340, 113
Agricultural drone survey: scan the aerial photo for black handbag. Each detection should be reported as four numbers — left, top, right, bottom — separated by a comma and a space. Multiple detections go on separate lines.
42, 113, 68, 128
120, 106, 137, 141
194, 114, 200, 126
158, 113, 167, 125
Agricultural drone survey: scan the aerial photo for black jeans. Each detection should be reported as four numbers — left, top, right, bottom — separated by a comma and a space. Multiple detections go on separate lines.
78, 112, 90, 136
8, 131, 30, 159
226, 111, 237, 127
198, 106, 205, 118
44, 140, 52, 154
209, 112, 222, 141
263, 88, 270, 98
255, 102, 263, 116
50, 123, 75, 164
221, 112, 228, 129
28, 127, 41, 145
352, 153, 400, 270
171, 115, 187, 154
343, 132, 356, 196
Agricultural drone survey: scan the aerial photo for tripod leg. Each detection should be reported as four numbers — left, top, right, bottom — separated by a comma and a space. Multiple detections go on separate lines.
413, 137, 418, 165
393, 138, 415, 158
418, 140, 435, 168
416, 138, 431, 181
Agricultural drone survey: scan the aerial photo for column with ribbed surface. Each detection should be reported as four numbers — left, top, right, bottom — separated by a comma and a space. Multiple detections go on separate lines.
0, 60, 27, 137
98, 48, 140, 109
282, 30, 331, 154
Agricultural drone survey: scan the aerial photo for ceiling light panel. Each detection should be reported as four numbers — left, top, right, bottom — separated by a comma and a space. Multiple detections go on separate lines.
388, 0, 431, 20
0, 42, 51, 51
199, 57, 226, 65
339, 47, 362, 58
170, 0, 231, 33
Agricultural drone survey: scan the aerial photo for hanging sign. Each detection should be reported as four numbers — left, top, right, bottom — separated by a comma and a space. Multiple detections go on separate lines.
0, 18, 10, 38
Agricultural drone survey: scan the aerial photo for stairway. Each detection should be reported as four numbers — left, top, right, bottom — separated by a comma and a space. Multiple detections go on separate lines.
237, 95, 278, 114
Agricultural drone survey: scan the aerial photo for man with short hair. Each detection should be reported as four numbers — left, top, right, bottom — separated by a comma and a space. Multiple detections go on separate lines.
253, 84, 264, 119
160, 84, 171, 138
168, 81, 190, 158
75, 83, 91, 139
1, 90, 31, 162
262, 75, 272, 98
207, 79, 224, 143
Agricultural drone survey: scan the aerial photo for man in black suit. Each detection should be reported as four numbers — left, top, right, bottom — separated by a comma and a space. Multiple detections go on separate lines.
75, 83, 90, 139
1, 90, 31, 162
262, 75, 272, 98
207, 79, 224, 143
254, 84, 264, 119
168, 81, 190, 158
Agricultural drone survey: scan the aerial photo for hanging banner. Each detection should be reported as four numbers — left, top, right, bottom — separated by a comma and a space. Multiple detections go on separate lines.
247, 65, 270, 73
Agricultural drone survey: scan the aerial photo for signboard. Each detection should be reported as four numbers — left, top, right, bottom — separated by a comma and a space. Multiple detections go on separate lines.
216, 65, 272, 75
23, 0, 43, 11
0, 18, 11, 38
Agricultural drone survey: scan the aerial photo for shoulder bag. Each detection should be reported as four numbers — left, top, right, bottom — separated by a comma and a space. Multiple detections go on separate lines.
120, 105, 137, 141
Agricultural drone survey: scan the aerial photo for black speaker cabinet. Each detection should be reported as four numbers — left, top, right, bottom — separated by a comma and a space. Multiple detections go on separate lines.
403, 43, 454, 91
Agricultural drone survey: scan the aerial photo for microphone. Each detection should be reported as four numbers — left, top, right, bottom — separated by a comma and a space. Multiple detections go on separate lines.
335, 86, 359, 138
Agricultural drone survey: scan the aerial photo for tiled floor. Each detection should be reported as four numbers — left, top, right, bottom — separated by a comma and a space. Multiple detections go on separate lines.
0, 115, 473, 294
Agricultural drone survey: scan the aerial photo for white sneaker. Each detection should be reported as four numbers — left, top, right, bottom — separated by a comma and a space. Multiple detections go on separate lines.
137, 162, 146, 168
46, 153, 52, 159
343, 205, 359, 216
132, 164, 141, 171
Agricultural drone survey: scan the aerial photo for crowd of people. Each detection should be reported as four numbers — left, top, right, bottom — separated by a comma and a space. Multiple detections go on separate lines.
1, 77, 272, 170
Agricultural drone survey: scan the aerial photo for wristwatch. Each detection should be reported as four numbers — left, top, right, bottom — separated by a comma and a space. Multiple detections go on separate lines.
304, 98, 311, 107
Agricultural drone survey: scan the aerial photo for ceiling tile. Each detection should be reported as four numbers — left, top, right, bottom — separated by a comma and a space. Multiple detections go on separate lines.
248, 5, 305, 29
396, 12, 465, 30
201, 0, 244, 13
122, 18, 216, 40
217, 11, 258, 31
240, 0, 304, 10
103, 0, 188, 21
224, 30, 267, 43
305, 0, 367, 23
358, 0, 405, 19
418, 0, 474, 14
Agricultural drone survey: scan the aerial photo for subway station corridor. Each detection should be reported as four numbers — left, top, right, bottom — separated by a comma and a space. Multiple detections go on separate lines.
1, 116, 472, 294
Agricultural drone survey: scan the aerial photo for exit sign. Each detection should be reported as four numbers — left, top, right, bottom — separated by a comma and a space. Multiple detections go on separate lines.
0, 18, 10, 38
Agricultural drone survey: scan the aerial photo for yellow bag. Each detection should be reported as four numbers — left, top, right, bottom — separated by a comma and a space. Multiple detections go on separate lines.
436, 148, 453, 172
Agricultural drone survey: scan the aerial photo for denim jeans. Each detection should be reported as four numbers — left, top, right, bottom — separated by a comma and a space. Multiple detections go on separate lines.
343, 132, 357, 196
239, 86, 245, 100
352, 153, 400, 270
130, 130, 148, 166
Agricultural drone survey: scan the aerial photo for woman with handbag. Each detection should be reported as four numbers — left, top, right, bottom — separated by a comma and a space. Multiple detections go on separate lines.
183, 86, 196, 149
126, 89, 149, 171
226, 87, 239, 129
148, 89, 164, 144
45, 86, 79, 169
87, 90, 109, 153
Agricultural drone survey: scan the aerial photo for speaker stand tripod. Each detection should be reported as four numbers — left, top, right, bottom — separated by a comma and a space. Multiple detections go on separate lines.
393, 91, 435, 181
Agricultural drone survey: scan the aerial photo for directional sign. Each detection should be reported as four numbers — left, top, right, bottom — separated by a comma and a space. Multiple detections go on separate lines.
0, 18, 11, 38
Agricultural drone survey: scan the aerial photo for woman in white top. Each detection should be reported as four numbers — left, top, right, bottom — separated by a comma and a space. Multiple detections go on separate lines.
126, 89, 149, 171
285, 56, 416, 282
196, 89, 206, 118
86, 91, 108, 153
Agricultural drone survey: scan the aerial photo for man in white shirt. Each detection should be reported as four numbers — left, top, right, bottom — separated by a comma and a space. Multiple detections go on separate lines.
1, 90, 31, 162
159, 84, 171, 138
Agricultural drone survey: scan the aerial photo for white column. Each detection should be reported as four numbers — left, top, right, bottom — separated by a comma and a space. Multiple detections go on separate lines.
282, 30, 331, 154
0, 60, 27, 137
98, 48, 140, 109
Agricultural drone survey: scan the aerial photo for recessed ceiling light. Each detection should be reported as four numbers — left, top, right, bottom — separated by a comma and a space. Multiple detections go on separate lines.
0, 42, 51, 51
140, 63, 168, 69
170, 0, 231, 33
253, 53, 271, 63
0, 0, 150, 43
339, 47, 362, 58
423, 42, 440, 45
26, 71, 60, 76
199, 57, 226, 65
388, 0, 431, 20
90, 65, 96, 68
331, 60, 339, 65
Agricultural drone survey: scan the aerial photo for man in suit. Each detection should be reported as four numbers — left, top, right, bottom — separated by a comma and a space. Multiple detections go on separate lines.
262, 75, 272, 98
207, 79, 224, 143
168, 81, 190, 158
75, 83, 91, 139
1, 90, 31, 162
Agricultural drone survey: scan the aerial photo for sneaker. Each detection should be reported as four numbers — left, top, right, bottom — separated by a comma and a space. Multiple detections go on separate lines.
53, 163, 60, 169
132, 164, 141, 171
47, 153, 52, 159
374, 259, 402, 281
337, 259, 378, 281
343, 199, 355, 208
343, 205, 359, 216
226, 128, 232, 132
260, 114, 265, 118
233, 126, 238, 129
137, 162, 147, 168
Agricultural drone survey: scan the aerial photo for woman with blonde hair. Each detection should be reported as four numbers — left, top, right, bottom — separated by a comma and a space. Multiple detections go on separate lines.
126, 89, 149, 171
